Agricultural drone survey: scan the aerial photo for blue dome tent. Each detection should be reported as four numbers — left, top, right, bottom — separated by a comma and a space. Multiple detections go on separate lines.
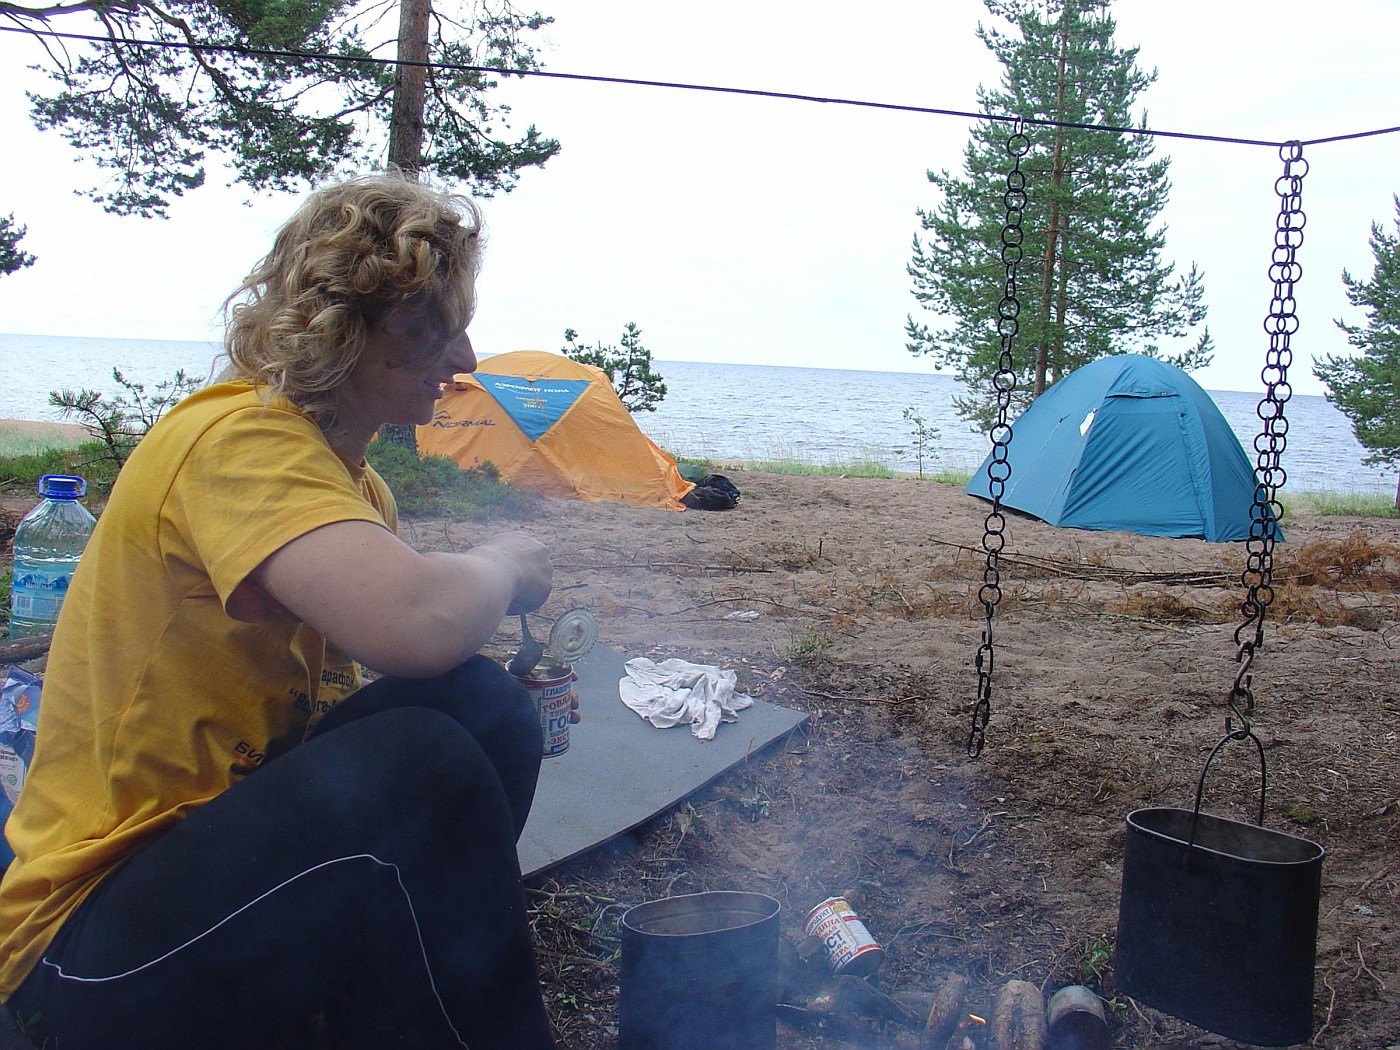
965, 354, 1278, 542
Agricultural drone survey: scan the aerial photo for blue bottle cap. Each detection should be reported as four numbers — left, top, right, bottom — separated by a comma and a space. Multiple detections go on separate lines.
37, 474, 87, 500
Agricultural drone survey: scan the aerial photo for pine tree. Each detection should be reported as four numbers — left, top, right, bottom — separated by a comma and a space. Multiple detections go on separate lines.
7, 0, 559, 218
561, 323, 668, 413
0, 214, 35, 277
906, 0, 1211, 428
1313, 195, 1400, 507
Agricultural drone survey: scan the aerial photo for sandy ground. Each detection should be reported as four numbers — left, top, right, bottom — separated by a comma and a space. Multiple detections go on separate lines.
446, 469, 1398, 1050
3, 443, 1397, 1048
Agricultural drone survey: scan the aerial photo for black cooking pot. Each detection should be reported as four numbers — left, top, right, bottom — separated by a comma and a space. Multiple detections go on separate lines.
1115, 733, 1325, 1046
618, 890, 781, 1050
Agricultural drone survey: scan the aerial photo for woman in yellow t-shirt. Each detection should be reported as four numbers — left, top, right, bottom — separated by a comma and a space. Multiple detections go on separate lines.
0, 173, 562, 1049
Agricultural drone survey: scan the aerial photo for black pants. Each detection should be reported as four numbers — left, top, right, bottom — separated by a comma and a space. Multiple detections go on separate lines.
7, 656, 555, 1049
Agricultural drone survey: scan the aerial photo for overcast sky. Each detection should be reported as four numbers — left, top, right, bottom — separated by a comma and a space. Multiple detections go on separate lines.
1, 0, 1398, 395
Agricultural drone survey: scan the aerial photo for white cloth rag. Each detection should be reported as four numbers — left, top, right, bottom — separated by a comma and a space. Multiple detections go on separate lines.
618, 658, 754, 740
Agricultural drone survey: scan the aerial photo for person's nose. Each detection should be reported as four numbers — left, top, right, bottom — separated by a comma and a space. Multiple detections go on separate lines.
446, 332, 477, 375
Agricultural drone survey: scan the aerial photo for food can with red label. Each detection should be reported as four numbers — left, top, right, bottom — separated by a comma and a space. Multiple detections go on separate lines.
514, 665, 576, 758
804, 896, 884, 977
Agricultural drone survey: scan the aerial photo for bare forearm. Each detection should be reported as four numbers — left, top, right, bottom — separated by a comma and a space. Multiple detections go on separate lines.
253, 522, 551, 678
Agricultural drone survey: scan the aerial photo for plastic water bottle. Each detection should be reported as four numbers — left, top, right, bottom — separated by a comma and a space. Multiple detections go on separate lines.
8, 474, 96, 639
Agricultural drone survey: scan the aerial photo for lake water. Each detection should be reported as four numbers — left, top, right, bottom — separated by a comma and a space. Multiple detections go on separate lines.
2, 332, 1393, 495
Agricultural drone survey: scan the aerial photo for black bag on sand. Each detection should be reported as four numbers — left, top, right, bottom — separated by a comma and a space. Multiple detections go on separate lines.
682, 473, 741, 511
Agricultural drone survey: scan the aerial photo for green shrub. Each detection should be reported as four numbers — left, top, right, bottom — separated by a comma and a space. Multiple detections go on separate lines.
50, 368, 201, 469
675, 457, 715, 483
786, 628, 834, 658
367, 444, 540, 519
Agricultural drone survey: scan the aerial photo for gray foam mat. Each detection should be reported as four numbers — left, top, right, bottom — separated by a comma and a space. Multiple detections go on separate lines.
518, 645, 807, 878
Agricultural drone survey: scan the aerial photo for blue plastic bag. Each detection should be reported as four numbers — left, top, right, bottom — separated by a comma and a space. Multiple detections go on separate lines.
0, 666, 43, 869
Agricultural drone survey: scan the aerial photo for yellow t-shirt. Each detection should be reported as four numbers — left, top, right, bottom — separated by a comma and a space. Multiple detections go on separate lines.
0, 382, 398, 997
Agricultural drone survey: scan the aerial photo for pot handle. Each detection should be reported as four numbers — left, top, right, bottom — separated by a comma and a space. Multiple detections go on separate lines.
1189, 728, 1267, 851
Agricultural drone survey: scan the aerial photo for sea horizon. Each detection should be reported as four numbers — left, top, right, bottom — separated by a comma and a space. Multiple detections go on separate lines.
1, 329, 1290, 396
3, 331, 1392, 495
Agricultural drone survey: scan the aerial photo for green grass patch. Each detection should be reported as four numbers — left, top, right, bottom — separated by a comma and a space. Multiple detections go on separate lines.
674, 440, 981, 483
1292, 489, 1398, 518
0, 441, 121, 503
741, 456, 895, 479
726, 440, 895, 479
0, 424, 87, 459
926, 467, 974, 486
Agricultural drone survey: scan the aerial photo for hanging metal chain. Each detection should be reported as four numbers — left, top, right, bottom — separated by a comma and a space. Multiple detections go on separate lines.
1228, 140, 1307, 738
969, 119, 1031, 758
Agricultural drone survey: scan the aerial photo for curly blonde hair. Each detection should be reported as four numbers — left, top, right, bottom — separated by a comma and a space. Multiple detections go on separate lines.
223, 172, 483, 423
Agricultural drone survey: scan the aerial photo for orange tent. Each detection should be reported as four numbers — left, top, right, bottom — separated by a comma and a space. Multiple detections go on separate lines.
417, 350, 693, 511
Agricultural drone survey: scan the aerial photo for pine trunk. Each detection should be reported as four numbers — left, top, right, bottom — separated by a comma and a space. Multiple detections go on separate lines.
1034, 9, 1072, 398
389, 0, 429, 175
378, 0, 431, 454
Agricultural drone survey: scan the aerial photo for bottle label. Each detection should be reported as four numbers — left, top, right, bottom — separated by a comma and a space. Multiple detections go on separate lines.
0, 746, 25, 805
9, 558, 76, 623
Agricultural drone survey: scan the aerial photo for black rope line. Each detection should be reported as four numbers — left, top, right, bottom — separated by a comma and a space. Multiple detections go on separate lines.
1299, 125, 1400, 147
3, 22, 1397, 150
